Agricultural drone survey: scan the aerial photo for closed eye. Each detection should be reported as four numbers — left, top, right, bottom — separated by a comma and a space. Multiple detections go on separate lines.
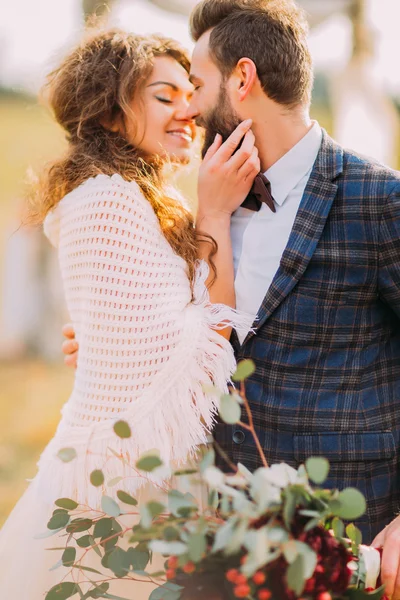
155, 96, 173, 104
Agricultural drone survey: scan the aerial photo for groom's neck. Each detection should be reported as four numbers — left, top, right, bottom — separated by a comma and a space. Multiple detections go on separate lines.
251, 103, 312, 172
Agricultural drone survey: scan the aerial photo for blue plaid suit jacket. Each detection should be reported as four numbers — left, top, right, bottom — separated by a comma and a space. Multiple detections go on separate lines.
215, 130, 400, 543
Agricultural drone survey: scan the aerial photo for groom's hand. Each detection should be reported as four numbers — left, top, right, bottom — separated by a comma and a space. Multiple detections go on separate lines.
372, 514, 400, 598
61, 323, 79, 368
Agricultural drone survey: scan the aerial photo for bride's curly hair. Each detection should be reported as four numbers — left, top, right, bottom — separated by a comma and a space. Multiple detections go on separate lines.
29, 29, 214, 283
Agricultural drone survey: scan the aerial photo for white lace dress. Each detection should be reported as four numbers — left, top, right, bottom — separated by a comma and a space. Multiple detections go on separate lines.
0, 174, 251, 599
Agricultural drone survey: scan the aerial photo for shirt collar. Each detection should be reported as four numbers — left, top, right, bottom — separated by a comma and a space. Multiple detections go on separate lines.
264, 121, 323, 207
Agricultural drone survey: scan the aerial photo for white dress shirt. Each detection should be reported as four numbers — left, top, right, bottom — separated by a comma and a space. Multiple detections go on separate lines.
231, 121, 323, 343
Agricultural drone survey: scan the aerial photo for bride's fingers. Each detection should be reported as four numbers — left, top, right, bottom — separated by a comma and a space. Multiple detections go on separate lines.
214, 119, 253, 163
203, 133, 223, 161
238, 147, 260, 181
62, 338, 78, 356
62, 323, 75, 340
227, 130, 256, 172
64, 351, 78, 369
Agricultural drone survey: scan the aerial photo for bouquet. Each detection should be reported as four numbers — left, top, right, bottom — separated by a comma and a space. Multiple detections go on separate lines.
44, 360, 384, 600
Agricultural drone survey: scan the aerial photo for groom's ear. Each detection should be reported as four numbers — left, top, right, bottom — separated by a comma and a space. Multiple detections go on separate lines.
235, 58, 258, 102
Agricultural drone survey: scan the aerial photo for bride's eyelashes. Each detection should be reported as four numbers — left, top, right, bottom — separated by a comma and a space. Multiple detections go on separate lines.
155, 96, 173, 104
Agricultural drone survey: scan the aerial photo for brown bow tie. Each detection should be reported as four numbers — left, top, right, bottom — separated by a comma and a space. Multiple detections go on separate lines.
241, 172, 276, 213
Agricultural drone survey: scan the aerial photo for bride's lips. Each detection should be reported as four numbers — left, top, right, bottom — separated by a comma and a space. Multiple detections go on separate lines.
167, 128, 194, 144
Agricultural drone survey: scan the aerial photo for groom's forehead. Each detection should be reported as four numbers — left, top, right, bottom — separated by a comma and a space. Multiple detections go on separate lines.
191, 30, 220, 77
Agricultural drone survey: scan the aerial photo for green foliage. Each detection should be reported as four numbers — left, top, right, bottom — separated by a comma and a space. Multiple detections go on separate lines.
57, 448, 77, 463
116, 490, 138, 506
232, 359, 256, 381
305, 456, 330, 484
46, 379, 378, 600
90, 469, 104, 487
219, 393, 241, 424
113, 420, 131, 439
45, 582, 80, 600
331, 488, 367, 520
101, 496, 121, 518
55, 498, 79, 510
136, 451, 163, 472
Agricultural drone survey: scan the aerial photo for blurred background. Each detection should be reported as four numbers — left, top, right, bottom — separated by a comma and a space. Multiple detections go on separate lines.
0, 0, 400, 525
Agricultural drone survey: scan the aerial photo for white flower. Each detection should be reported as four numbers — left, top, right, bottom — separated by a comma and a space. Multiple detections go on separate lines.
359, 545, 381, 589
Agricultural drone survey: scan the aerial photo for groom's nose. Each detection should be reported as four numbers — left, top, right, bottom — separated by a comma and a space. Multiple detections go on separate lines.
185, 98, 200, 121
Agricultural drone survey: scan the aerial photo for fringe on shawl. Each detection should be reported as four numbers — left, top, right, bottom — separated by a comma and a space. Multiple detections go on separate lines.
34, 261, 254, 509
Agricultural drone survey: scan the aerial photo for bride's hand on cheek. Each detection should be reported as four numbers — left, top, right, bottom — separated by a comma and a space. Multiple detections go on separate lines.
197, 119, 260, 223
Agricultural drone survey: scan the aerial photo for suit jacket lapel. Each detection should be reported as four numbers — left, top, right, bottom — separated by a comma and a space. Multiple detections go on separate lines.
242, 130, 344, 345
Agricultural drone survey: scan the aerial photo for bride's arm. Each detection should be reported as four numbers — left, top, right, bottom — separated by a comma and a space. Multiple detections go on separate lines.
196, 120, 260, 339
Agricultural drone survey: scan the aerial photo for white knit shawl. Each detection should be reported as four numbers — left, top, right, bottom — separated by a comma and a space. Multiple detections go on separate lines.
37, 173, 252, 507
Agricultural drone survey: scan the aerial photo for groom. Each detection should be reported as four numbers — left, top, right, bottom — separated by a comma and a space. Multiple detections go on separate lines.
62, 0, 400, 594
186, 0, 400, 595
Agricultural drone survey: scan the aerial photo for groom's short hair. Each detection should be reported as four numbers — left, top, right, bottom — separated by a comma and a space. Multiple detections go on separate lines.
190, 0, 313, 107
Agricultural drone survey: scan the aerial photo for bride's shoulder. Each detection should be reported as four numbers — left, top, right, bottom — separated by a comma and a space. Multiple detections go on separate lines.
44, 174, 158, 247
68, 173, 146, 205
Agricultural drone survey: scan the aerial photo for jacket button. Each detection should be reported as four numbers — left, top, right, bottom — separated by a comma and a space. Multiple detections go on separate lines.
233, 430, 245, 444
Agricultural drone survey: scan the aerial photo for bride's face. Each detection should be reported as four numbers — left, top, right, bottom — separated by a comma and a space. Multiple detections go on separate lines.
125, 56, 197, 164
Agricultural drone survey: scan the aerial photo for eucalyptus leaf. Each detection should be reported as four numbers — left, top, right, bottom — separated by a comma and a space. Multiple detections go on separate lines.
113, 420, 131, 439
294, 542, 318, 579
147, 501, 165, 518
168, 489, 197, 517
149, 540, 187, 555
90, 469, 104, 487
62, 547, 76, 567
149, 582, 184, 600
88, 583, 110, 599
108, 547, 131, 577
57, 448, 77, 463
66, 518, 93, 534
127, 547, 150, 571
47, 511, 70, 530
305, 456, 330, 484
286, 554, 306, 596
101, 495, 121, 517
344, 585, 386, 599
136, 452, 163, 472
188, 532, 207, 562
282, 540, 299, 564
332, 488, 367, 520
232, 359, 256, 381
219, 394, 241, 425
332, 517, 345, 538
55, 498, 79, 510
93, 517, 113, 539
77, 535, 92, 548
117, 490, 138, 506
108, 476, 123, 487
200, 448, 215, 473
45, 582, 80, 600
283, 489, 297, 528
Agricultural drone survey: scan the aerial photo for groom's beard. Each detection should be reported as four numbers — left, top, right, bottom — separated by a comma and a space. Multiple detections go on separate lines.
197, 86, 242, 159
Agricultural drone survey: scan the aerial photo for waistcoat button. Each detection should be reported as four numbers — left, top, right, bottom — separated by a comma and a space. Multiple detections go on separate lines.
233, 430, 245, 444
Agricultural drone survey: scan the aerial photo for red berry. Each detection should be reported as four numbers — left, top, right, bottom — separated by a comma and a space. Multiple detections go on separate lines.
167, 556, 178, 569
182, 561, 196, 574
234, 584, 251, 598
166, 568, 175, 580
317, 593, 332, 600
253, 571, 266, 586
226, 569, 240, 583
304, 577, 316, 592
258, 589, 272, 600
235, 574, 248, 585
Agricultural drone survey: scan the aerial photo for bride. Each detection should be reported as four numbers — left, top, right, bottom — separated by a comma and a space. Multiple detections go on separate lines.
0, 29, 259, 597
